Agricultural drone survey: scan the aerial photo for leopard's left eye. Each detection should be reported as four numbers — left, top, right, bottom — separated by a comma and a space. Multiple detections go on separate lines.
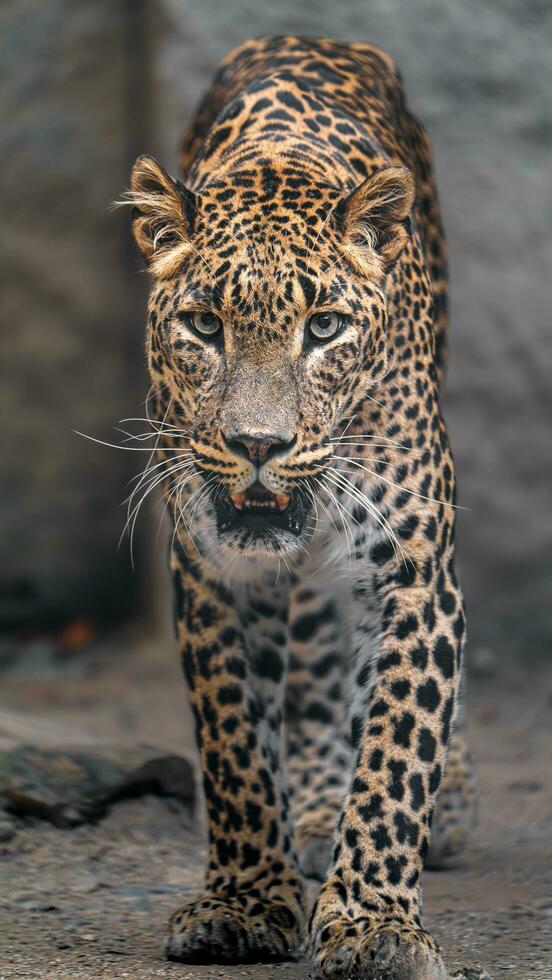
307, 312, 342, 342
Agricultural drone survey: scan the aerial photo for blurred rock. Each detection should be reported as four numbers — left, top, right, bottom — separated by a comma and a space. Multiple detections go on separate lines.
0, 710, 194, 827
450, 970, 492, 980
1, 0, 148, 631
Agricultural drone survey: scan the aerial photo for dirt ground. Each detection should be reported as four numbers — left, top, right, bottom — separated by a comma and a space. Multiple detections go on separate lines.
0, 629, 551, 980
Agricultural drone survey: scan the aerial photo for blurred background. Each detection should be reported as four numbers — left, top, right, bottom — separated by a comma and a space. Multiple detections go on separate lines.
2, 0, 551, 662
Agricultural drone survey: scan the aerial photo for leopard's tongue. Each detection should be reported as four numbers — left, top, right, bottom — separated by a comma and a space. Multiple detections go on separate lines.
231, 488, 290, 511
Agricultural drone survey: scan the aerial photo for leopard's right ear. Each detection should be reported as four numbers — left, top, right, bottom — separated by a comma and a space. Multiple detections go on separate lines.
121, 155, 197, 278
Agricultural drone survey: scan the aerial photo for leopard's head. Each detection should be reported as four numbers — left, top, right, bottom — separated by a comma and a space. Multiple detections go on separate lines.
128, 154, 414, 559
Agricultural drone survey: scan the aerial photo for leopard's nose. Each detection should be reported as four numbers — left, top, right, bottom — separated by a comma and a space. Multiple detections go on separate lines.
222, 432, 296, 466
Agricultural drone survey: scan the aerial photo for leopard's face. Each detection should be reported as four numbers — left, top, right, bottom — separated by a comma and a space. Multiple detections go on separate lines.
130, 156, 414, 557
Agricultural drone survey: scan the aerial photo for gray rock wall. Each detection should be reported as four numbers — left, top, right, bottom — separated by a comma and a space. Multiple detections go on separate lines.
1, 0, 149, 627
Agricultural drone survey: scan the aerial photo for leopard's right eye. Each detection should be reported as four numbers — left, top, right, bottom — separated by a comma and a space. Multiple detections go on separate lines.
183, 311, 223, 339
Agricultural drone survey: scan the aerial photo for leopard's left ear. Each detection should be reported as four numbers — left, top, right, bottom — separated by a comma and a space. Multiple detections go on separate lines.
333, 166, 415, 274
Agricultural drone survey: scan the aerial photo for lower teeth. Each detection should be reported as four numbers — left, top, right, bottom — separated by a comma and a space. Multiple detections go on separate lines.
230, 491, 290, 511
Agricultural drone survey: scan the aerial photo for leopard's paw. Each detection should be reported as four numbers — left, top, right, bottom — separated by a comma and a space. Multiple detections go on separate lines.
164, 889, 304, 964
310, 913, 446, 980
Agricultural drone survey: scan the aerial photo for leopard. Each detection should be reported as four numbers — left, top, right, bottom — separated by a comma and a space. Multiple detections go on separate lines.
124, 35, 476, 979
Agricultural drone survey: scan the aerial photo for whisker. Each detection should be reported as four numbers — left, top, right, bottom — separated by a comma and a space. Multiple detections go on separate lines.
298, 481, 321, 538
73, 430, 189, 453
185, 475, 219, 526
119, 415, 189, 435
333, 457, 466, 511
123, 454, 195, 505
115, 427, 190, 445
306, 202, 335, 263
121, 396, 174, 565
316, 476, 357, 567
326, 467, 412, 570
331, 434, 412, 449
124, 454, 194, 491
123, 462, 197, 561
362, 390, 417, 432
331, 442, 418, 457
170, 471, 209, 560
278, 544, 293, 577
331, 435, 407, 445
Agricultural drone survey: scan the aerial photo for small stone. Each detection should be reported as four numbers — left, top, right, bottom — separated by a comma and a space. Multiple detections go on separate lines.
450, 969, 492, 980
0, 710, 195, 827
70, 873, 101, 893
19, 899, 58, 912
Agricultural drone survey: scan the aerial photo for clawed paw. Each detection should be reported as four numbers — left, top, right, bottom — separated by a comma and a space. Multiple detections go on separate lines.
310, 914, 447, 980
164, 889, 304, 964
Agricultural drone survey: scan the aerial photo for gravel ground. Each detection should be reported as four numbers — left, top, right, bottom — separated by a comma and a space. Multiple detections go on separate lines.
0, 633, 551, 979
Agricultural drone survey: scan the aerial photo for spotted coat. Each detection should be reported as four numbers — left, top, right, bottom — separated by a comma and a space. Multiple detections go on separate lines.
126, 35, 476, 978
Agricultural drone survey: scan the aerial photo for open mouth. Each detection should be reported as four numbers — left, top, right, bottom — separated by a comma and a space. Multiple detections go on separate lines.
214, 481, 305, 538
230, 481, 291, 514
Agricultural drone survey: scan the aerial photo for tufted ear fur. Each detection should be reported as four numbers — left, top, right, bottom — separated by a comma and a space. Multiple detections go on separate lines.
125, 155, 197, 278
333, 166, 415, 276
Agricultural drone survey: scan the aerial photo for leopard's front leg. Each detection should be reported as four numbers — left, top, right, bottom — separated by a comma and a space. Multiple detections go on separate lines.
165, 543, 304, 963
310, 534, 464, 979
